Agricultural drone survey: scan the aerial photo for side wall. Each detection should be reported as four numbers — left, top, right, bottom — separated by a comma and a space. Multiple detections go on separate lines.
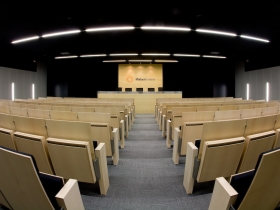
0, 61, 47, 100
235, 62, 280, 100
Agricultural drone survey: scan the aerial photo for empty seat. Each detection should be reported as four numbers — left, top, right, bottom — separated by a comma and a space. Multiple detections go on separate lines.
28, 109, 50, 119
50, 110, 78, 121
0, 113, 16, 149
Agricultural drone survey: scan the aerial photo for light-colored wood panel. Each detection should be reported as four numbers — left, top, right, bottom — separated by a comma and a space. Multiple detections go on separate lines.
0, 129, 16, 150
28, 109, 50, 119
10, 107, 28, 117
244, 115, 277, 136
50, 110, 78, 121
0, 113, 15, 130
214, 110, 241, 121
13, 116, 47, 137
241, 108, 262, 119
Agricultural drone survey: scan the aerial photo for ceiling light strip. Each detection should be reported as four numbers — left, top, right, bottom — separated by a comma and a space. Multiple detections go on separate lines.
12, 36, 40, 44
173, 54, 200, 57
110, 53, 138, 56
203, 55, 226, 59
141, 26, 191, 31
155, 60, 178, 63
240, 35, 269, 43
103, 60, 126, 63
86, 26, 135, 32
55, 56, 78, 59
80, 54, 106, 57
196, 29, 237, 36
129, 60, 152, 62
142, 53, 170, 56
42, 30, 81, 38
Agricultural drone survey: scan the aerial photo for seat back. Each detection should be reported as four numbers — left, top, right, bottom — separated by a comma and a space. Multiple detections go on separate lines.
240, 108, 262, 119
262, 106, 278, 116
20, 103, 36, 109
218, 105, 238, 111
35, 104, 52, 110
51, 106, 71, 111
0, 105, 10, 114
10, 107, 28, 117
28, 109, 50, 119
214, 110, 241, 121
0, 113, 16, 149
50, 110, 78, 121
196, 106, 219, 111
238, 104, 255, 110
71, 107, 95, 112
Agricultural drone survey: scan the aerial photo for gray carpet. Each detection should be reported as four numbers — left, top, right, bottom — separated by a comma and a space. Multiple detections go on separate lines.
80, 114, 213, 210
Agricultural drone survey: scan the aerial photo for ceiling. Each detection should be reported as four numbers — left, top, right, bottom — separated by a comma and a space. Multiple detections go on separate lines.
1, 3, 280, 63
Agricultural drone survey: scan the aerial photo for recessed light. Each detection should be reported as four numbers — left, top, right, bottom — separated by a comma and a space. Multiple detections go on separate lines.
12, 36, 39, 44
42, 30, 81, 38
196, 29, 237, 37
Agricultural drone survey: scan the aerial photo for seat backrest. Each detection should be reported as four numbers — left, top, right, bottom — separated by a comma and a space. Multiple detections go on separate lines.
0, 105, 10, 114
0, 147, 55, 210
0, 113, 15, 130
182, 111, 215, 123
13, 116, 47, 137
214, 110, 241, 121
0, 113, 16, 149
218, 105, 238, 111
10, 107, 28, 117
78, 112, 111, 124
240, 108, 262, 119
35, 105, 52, 110
254, 103, 267, 108
28, 109, 50, 119
20, 103, 36, 109
50, 110, 78, 121
238, 104, 255, 110
196, 106, 219, 111
51, 106, 71, 111
71, 107, 95, 112
262, 106, 279, 116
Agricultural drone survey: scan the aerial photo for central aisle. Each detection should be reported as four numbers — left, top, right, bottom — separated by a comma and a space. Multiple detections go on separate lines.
81, 114, 212, 210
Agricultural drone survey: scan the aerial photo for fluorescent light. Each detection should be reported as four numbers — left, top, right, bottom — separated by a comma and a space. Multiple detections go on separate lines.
155, 60, 178, 63
80, 54, 106, 57
103, 60, 126, 63
12, 83, 14, 101
247, 83, 249, 100
266, 82, 269, 101
240, 35, 269, 43
12, 36, 39, 44
203, 55, 226, 59
196, 29, 237, 37
142, 53, 170, 56
129, 60, 152, 62
110, 54, 138, 56
42, 30, 81, 38
32, 84, 35, 99
141, 26, 191, 31
173, 54, 200, 57
86, 26, 135, 32
55, 56, 78, 59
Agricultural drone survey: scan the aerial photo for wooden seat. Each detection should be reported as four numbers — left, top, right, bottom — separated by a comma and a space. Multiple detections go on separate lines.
240, 108, 262, 119
78, 112, 120, 165
238, 115, 277, 173
0, 146, 85, 210
209, 148, 280, 210
20, 103, 35, 109
0, 113, 16, 149
35, 104, 52, 110
13, 116, 53, 174
50, 110, 78, 121
183, 119, 246, 194
214, 110, 241, 121
28, 109, 50, 119
45, 120, 109, 195
262, 106, 279, 116
10, 107, 28, 116
71, 107, 95, 112
0, 105, 10, 114
218, 105, 238, 110
51, 106, 71, 111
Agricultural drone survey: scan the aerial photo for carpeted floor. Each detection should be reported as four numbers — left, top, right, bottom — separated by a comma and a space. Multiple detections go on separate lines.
79, 114, 213, 210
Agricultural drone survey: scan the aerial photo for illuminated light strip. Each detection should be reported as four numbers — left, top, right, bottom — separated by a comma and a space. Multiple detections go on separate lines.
86, 26, 135, 32
103, 60, 126, 63
12, 83, 14, 101
173, 54, 200, 57
247, 83, 249, 100
42, 30, 81, 38
203, 55, 226, 59
266, 82, 269, 101
80, 54, 106, 57
142, 53, 170, 56
196, 29, 237, 36
55, 56, 78, 59
155, 60, 178, 63
32, 84, 35, 99
129, 60, 152, 62
141, 26, 191, 31
12, 36, 39, 44
110, 54, 138, 56
240, 35, 269, 43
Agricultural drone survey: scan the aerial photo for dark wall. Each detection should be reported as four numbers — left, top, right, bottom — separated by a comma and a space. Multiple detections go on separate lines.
47, 58, 234, 98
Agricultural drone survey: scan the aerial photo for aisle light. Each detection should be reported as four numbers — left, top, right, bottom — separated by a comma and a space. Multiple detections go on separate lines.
266, 82, 269, 101
42, 30, 81, 38
32, 84, 35, 99
12, 36, 39, 44
240, 35, 269, 43
246, 83, 249, 100
12, 83, 14, 101
196, 29, 237, 37
86, 26, 135, 32
141, 26, 191, 31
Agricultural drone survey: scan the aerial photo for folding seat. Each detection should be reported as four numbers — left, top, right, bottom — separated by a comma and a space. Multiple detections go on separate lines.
218, 105, 238, 110
262, 106, 279, 116
20, 103, 35, 109
240, 108, 262, 119
0, 105, 10, 114
214, 110, 241, 121
28, 108, 50, 119
10, 107, 28, 116
51, 106, 71, 111
0, 146, 85, 210
209, 148, 280, 210
45, 120, 110, 195
183, 119, 246, 194
50, 110, 78, 121
35, 104, 52, 110
0, 113, 16, 149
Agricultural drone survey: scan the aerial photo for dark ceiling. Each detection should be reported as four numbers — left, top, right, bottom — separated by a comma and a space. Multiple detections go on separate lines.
1, 3, 280, 64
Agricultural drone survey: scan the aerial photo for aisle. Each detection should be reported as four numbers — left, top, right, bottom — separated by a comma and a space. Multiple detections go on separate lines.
81, 114, 212, 210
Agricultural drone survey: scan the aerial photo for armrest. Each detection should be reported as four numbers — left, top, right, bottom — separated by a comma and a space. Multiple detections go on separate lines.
111, 128, 119, 165
208, 177, 238, 210
56, 179, 85, 210
172, 127, 181, 164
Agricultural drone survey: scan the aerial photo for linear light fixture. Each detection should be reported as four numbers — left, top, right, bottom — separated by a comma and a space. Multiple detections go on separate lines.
80, 54, 106, 57
12, 36, 39, 44
266, 82, 269, 101
55, 56, 78, 59
203, 55, 226, 59
86, 26, 135, 32
240, 35, 269, 43
196, 29, 237, 37
32, 84, 35, 99
42, 30, 81, 38
247, 83, 249, 100
110, 53, 138, 56
155, 60, 178, 63
129, 60, 152, 62
12, 83, 14, 101
103, 60, 126, 63
141, 26, 191, 31
141, 53, 170, 56
173, 54, 200, 57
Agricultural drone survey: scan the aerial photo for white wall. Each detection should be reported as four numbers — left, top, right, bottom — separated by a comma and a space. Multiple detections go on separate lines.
0, 61, 47, 100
